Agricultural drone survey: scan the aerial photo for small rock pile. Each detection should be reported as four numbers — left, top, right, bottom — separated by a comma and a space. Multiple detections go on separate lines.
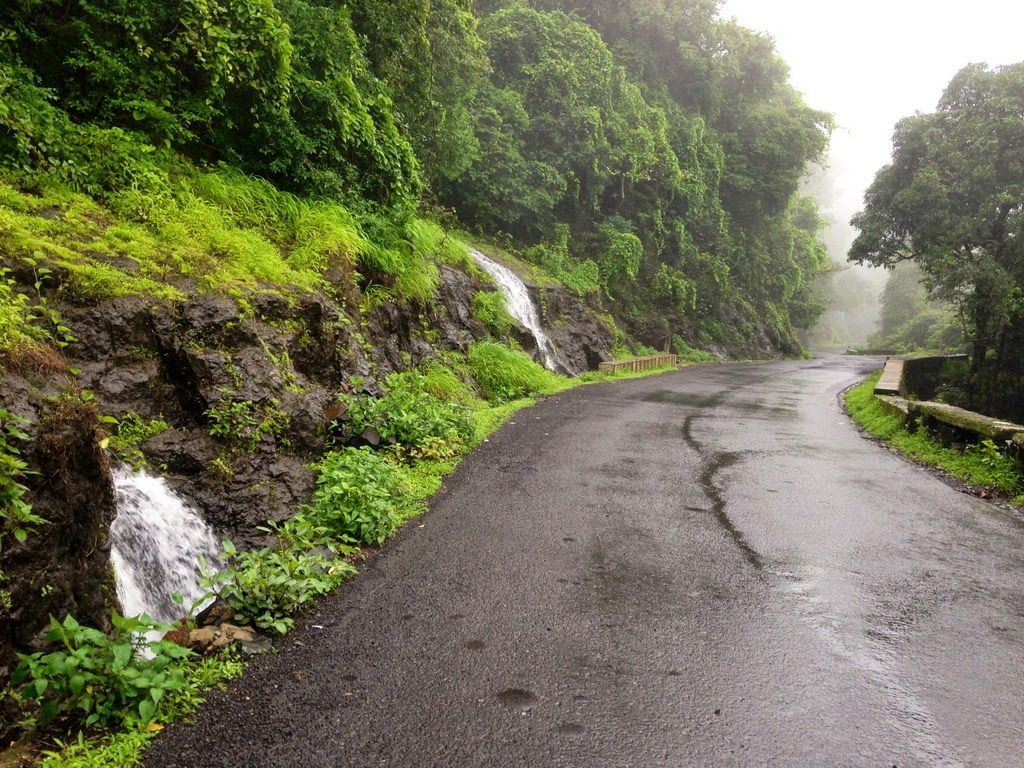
163, 600, 272, 656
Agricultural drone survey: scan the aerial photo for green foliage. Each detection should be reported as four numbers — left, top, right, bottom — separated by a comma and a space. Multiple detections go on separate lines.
40, 730, 152, 768
12, 613, 193, 729
851, 63, 1024, 419
846, 374, 1024, 499
1, 0, 418, 203
867, 262, 963, 354
671, 336, 717, 363
472, 291, 515, 337
309, 448, 411, 545
209, 522, 355, 636
522, 227, 602, 294
37, 654, 242, 768
467, 340, 561, 402
107, 413, 169, 465
0, 407, 45, 548
0, 257, 76, 354
418, 359, 486, 409
338, 371, 474, 459
206, 396, 290, 454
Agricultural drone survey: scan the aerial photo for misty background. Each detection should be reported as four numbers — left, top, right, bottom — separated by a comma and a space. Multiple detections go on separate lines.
722, 0, 1024, 348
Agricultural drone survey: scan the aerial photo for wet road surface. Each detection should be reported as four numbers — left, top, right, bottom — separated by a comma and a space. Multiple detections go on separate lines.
145, 356, 1024, 767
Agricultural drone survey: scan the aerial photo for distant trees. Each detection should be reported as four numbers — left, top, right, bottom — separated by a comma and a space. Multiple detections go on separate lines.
443, 0, 833, 351
851, 63, 1024, 418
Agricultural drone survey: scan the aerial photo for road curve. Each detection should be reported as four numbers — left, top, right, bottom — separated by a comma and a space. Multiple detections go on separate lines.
144, 356, 1024, 768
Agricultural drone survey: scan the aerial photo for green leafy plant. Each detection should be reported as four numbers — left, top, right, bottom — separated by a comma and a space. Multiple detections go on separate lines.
0, 407, 45, 545
12, 613, 193, 729
309, 447, 411, 545
36, 652, 243, 768
22, 255, 77, 348
207, 520, 355, 636
467, 340, 560, 402
472, 290, 515, 337
105, 413, 169, 466
337, 371, 473, 458
206, 396, 290, 453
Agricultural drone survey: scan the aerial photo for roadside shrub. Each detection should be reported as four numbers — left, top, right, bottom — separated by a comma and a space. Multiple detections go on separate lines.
671, 335, 717, 363
467, 340, 558, 402
209, 523, 354, 636
358, 215, 441, 305
339, 371, 473, 458
12, 614, 193, 729
419, 360, 485, 408
309, 448, 410, 545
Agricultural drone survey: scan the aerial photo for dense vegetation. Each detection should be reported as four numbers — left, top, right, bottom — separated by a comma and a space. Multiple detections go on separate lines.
852, 63, 1024, 420
0, 0, 832, 357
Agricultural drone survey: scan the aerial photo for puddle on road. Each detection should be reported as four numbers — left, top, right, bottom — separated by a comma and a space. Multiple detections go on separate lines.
497, 688, 537, 707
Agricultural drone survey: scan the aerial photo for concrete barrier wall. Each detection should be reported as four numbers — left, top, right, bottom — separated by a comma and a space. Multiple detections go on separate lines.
872, 356, 1024, 465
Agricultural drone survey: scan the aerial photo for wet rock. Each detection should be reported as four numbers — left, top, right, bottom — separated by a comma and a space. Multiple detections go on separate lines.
196, 599, 236, 628
143, 428, 219, 475
176, 295, 250, 347
187, 622, 257, 655
239, 635, 274, 655
279, 389, 333, 455
0, 386, 118, 698
60, 296, 155, 363
532, 286, 615, 374
357, 427, 381, 448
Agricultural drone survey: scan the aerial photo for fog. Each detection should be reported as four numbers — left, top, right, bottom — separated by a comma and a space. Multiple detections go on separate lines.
722, 0, 1024, 345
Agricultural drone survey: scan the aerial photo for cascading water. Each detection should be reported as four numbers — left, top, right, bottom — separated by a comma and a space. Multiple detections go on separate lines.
468, 248, 566, 372
109, 467, 220, 624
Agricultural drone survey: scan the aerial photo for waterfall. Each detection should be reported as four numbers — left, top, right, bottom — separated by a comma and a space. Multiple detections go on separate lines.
468, 248, 565, 372
109, 467, 220, 625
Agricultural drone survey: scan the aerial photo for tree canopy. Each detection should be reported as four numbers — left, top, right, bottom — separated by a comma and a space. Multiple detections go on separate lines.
851, 62, 1024, 418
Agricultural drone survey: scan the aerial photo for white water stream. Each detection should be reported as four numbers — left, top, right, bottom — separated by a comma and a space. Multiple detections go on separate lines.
109, 467, 220, 624
468, 248, 565, 372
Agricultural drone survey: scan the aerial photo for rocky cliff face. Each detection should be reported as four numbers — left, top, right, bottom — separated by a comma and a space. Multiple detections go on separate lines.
1, 364, 118, 740
532, 284, 615, 373
0, 257, 616, 696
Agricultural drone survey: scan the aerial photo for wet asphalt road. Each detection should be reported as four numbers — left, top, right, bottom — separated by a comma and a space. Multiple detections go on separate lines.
144, 356, 1024, 767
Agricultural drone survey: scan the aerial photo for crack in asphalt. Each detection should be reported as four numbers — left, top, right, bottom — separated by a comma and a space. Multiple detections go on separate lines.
682, 414, 763, 570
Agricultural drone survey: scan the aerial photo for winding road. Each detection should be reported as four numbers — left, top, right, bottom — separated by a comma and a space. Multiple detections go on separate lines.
145, 356, 1024, 767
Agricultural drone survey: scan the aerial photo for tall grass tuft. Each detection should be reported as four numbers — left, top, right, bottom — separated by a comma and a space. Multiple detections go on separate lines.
467, 340, 561, 402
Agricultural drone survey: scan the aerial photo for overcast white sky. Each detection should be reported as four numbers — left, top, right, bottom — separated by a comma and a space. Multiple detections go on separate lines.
721, 0, 1024, 261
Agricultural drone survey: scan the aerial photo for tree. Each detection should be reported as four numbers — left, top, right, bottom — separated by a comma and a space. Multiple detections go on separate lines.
851, 62, 1024, 418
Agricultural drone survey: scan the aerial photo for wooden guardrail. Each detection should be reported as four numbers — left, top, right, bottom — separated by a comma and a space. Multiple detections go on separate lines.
598, 354, 678, 374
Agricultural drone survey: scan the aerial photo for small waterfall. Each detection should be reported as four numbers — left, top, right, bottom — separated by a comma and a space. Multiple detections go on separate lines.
469, 248, 565, 372
110, 467, 220, 624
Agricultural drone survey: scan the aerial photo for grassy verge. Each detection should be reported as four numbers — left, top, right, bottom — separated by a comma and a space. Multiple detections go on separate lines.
845, 372, 1024, 504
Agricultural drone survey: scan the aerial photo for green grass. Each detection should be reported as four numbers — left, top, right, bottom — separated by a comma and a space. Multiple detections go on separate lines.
845, 373, 1024, 503
467, 341, 562, 402
0, 166, 490, 354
